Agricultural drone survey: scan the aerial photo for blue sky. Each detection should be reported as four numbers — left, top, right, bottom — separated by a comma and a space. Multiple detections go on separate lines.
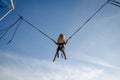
0, 0, 120, 80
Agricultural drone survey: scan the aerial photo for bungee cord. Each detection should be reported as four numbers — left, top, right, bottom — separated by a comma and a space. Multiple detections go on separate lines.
0, 17, 21, 32
0, 17, 21, 41
110, 0, 120, 4
1, 0, 11, 8
22, 17, 56, 42
109, 0, 120, 7
0, 0, 120, 62
110, 2, 120, 7
67, 0, 110, 41
7, 18, 23, 44
16, 0, 111, 43
1, 0, 120, 45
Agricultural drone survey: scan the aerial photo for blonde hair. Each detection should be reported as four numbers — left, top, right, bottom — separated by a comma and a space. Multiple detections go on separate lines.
58, 34, 65, 40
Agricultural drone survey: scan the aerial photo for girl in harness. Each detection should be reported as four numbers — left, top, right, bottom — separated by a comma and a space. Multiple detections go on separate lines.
53, 34, 68, 62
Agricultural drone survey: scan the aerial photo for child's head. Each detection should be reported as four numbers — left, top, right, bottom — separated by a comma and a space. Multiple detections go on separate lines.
59, 34, 65, 40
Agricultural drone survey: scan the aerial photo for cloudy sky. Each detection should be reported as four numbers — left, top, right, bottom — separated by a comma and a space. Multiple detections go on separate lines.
0, 0, 120, 80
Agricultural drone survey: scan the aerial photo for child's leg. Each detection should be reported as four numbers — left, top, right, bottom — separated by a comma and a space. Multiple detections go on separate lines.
57, 53, 59, 58
61, 49, 67, 60
53, 49, 59, 62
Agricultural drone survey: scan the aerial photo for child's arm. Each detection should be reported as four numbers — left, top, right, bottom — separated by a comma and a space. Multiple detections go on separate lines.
65, 39, 68, 45
54, 41, 58, 45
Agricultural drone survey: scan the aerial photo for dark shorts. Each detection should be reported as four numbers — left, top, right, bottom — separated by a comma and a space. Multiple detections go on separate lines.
57, 45, 64, 50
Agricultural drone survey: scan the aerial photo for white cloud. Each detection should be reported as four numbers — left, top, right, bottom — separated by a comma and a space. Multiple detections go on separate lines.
69, 13, 120, 70
72, 53, 120, 70
0, 52, 103, 80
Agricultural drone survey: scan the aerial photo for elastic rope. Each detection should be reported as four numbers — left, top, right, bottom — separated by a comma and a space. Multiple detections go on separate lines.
67, 0, 110, 41
109, 2, 120, 7
111, 0, 120, 4
0, 17, 21, 32
22, 17, 56, 42
109, 1, 120, 7
7, 19, 23, 44
1, 0, 11, 9
0, 17, 21, 40
0, 29, 10, 40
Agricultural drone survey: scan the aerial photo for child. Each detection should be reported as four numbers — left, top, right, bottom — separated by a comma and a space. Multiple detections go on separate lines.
53, 34, 68, 62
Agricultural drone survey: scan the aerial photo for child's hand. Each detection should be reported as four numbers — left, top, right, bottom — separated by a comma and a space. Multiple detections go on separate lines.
54, 41, 57, 44
66, 39, 69, 44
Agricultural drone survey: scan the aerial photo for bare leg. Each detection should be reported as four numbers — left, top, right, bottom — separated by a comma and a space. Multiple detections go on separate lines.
61, 49, 67, 60
53, 49, 59, 62
57, 53, 59, 58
